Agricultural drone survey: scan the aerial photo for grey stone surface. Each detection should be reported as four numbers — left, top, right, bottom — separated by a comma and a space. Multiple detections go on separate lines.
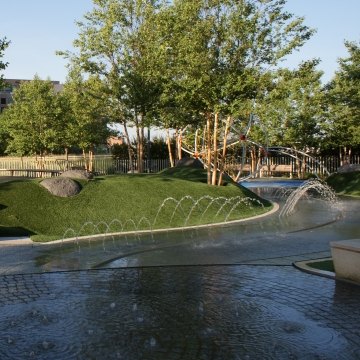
0, 266, 359, 359
40, 177, 81, 197
60, 169, 93, 180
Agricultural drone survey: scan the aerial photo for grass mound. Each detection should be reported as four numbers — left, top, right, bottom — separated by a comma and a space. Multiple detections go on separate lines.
0, 168, 272, 242
326, 171, 360, 196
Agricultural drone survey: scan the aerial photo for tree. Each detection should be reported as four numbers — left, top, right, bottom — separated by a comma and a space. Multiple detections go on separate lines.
252, 60, 324, 177
1, 76, 63, 157
156, 0, 315, 184
58, 0, 165, 173
322, 40, 360, 163
0, 37, 10, 89
60, 0, 314, 180
258, 60, 324, 147
60, 68, 113, 171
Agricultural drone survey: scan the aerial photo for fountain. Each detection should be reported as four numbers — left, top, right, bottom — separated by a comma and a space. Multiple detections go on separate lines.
0, 177, 359, 359
279, 179, 338, 217
17, 179, 344, 273
56, 195, 271, 245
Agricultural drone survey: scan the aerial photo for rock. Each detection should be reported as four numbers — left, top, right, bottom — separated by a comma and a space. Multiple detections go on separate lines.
60, 169, 93, 180
40, 177, 81, 197
176, 157, 204, 169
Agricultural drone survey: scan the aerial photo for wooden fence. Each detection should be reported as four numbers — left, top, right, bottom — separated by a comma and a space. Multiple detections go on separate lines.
0, 155, 171, 177
225, 154, 360, 177
0, 154, 358, 177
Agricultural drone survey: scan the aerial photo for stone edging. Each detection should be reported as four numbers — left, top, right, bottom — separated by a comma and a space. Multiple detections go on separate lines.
293, 258, 335, 279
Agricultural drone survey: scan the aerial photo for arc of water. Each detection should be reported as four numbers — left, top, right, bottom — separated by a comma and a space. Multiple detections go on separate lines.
184, 195, 214, 226
169, 195, 196, 226
214, 196, 243, 221
108, 219, 124, 233
62, 228, 77, 242
123, 218, 139, 232
121, 218, 143, 243
280, 179, 337, 217
94, 221, 111, 251
153, 197, 179, 227
199, 197, 228, 223
137, 217, 154, 242
95, 221, 111, 234
224, 197, 264, 222
77, 221, 98, 237
106, 219, 124, 249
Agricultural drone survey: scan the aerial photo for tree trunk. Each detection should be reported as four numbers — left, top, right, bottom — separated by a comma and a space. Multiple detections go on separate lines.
88, 149, 94, 173
123, 121, 134, 173
194, 128, 199, 157
301, 155, 306, 178
82, 149, 88, 171
206, 113, 212, 185
250, 146, 256, 178
211, 112, 219, 185
176, 128, 183, 161
340, 145, 351, 165
257, 148, 262, 178
135, 113, 144, 173
166, 128, 174, 167
139, 126, 144, 173
218, 116, 232, 186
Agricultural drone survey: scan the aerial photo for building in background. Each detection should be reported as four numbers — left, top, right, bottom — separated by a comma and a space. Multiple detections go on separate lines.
0, 79, 63, 112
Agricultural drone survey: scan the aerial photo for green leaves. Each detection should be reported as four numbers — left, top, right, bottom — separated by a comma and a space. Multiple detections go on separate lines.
2, 77, 63, 156
322, 41, 360, 153
61, 68, 112, 151
0, 36, 10, 89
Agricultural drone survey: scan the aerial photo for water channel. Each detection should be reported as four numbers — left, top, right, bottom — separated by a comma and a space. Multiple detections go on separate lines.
0, 180, 359, 359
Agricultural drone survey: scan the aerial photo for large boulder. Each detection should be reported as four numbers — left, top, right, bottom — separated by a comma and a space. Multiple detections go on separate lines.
40, 177, 81, 197
176, 157, 204, 169
60, 169, 93, 180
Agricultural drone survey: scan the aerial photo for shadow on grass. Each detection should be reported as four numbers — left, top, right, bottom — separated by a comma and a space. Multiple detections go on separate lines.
0, 226, 35, 237
158, 167, 208, 182
326, 172, 360, 196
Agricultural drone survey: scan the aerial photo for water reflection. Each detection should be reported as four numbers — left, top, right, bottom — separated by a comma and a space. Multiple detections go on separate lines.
0, 266, 357, 359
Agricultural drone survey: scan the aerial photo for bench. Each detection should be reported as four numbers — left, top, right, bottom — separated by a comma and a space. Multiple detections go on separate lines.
226, 164, 292, 173
331, 239, 360, 284
0, 169, 62, 178
261, 164, 293, 175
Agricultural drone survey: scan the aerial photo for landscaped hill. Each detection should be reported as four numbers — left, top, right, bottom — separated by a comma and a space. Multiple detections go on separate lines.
0, 168, 272, 242
326, 171, 360, 197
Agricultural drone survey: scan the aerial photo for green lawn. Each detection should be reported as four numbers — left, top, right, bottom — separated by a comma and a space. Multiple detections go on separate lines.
326, 171, 360, 196
0, 167, 272, 242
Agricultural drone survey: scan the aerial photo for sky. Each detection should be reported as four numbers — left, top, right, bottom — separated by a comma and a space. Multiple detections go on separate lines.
2, 0, 360, 84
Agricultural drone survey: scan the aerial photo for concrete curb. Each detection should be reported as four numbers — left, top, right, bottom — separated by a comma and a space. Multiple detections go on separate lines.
293, 258, 335, 280
0, 237, 33, 246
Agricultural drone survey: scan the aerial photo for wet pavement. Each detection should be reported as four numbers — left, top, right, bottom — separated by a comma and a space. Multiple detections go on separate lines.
0, 187, 360, 359
0, 265, 360, 359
